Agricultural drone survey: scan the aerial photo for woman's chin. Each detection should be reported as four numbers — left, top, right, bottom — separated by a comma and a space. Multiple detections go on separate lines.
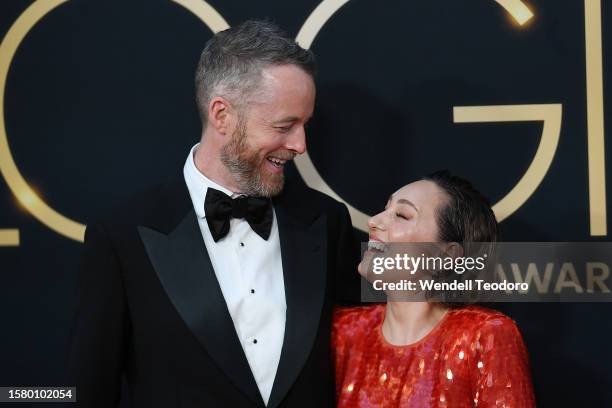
357, 259, 368, 279
358, 249, 382, 280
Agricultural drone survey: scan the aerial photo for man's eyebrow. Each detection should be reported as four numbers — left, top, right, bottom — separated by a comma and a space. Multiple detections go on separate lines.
272, 115, 314, 125
396, 198, 419, 212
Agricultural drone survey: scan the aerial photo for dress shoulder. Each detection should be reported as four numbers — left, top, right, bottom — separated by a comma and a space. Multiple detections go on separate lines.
458, 307, 535, 406
332, 305, 384, 339
447, 306, 530, 376
448, 305, 518, 331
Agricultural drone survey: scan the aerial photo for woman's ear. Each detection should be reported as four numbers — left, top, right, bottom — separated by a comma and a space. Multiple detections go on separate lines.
443, 242, 464, 258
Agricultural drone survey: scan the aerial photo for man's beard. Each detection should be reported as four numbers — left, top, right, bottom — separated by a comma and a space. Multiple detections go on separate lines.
220, 121, 286, 197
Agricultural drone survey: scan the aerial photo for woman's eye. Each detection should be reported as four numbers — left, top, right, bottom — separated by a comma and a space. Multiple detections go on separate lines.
396, 213, 409, 220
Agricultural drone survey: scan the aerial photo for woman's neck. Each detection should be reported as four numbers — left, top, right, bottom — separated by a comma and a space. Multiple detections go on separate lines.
382, 301, 448, 346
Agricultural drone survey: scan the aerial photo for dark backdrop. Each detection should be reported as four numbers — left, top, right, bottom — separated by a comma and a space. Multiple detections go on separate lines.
0, 0, 610, 406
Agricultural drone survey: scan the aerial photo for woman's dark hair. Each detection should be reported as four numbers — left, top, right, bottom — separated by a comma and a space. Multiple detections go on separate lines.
421, 170, 499, 306
423, 170, 498, 244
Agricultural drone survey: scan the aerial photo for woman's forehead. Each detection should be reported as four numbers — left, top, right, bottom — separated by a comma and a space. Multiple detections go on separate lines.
392, 180, 439, 202
390, 180, 448, 214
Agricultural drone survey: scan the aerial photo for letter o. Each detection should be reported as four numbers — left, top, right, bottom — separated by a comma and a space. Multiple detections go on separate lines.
0, 0, 229, 241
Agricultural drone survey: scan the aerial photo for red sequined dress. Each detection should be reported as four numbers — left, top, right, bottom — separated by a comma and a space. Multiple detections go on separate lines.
332, 305, 535, 407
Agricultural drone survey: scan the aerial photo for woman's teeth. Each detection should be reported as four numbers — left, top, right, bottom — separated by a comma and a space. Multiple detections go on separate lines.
367, 241, 387, 252
267, 157, 287, 168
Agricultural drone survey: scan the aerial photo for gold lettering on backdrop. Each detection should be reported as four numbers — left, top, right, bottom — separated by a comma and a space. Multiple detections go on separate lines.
0, 229, 19, 246
295, 0, 569, 233
584, 0, 607, 236
453, 104, 562, 222
494, 265, 514, 294
510, 262, 554, 293
456, 0, 608, 235
294, 0, 369, 232
0, 0, 229, 242
586, 262, 610, 293
497, 262, 611, 295
494, 0, 533, 25
554, 263, 584, 293
0, 0, 606, 239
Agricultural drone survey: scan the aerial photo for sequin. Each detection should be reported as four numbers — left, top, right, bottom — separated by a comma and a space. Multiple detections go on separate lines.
332, 305, 535, 407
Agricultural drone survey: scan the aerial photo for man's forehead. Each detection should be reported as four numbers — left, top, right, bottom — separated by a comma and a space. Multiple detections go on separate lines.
259, 65, 314, 92
248, 67, 315, 121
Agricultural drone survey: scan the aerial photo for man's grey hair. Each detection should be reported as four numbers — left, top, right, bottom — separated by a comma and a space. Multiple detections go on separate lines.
195, 20, 316, 127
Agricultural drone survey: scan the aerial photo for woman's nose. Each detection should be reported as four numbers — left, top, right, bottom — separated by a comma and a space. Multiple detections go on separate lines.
368, 214, 385, 231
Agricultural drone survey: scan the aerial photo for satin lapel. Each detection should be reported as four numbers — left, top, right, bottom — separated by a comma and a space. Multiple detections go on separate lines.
267, 203, 327, 408
138, 209, 264, 407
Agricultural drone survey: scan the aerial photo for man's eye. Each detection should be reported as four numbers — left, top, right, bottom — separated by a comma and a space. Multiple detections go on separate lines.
276, 126, 292, 133
396, 213, 409, 220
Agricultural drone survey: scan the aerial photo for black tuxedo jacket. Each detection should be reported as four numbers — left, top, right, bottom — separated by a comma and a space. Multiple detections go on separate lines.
67, 175, 360, 407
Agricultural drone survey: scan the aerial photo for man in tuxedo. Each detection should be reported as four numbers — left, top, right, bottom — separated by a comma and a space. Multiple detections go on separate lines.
68, 20, 360, 407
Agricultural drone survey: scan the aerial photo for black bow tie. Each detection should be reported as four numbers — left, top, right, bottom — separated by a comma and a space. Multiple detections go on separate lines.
204, 187, 273, 242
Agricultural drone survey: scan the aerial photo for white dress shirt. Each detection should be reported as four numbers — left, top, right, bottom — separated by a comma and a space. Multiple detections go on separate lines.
183, 144, 286, 405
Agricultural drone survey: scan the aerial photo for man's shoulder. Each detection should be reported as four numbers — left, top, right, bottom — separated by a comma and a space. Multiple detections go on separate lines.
280, 181, 348, 213
95, 175, 190, 230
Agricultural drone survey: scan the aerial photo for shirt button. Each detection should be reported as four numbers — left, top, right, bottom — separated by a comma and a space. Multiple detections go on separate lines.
253, 339, 258, 344
240, 242, 245, 247
251, 289, 255, 294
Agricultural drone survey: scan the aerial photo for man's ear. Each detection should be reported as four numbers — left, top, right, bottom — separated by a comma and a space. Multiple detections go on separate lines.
443, 242, 464, 259
208, 96, 236, 135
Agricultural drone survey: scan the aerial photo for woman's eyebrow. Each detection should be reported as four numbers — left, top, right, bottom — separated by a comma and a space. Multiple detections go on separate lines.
272, 116, 298, 124
396, 198, 419, 212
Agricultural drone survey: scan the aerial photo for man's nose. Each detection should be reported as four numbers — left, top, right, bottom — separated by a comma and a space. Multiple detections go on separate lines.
285, 126, 306, 154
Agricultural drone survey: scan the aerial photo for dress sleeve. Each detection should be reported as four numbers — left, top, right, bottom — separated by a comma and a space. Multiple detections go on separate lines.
471, 316, 536, 407
331, 307, 350, 396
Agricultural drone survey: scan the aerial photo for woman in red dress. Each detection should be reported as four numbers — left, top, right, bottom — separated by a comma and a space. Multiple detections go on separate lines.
332, 171, 535, 407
